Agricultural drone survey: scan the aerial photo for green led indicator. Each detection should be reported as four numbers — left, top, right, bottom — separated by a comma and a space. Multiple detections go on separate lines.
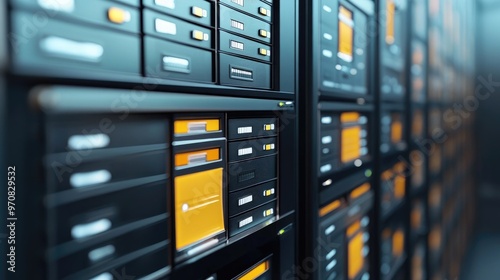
365, 169, 372, 177
278, 229, 285, 235
279, 102, 285, 107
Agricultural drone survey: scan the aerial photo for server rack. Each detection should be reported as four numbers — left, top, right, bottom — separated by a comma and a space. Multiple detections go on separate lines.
298, 0, 376, 279
0, 1, 299, 279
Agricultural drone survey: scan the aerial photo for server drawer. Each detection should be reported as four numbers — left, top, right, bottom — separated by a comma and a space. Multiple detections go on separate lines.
143, 9, 213, 49
13, 0, 140, 33
219, 5, 272, 44
228, 137, 277, 162
49, 180, 167, 245
229, 201, 276, 237
219, 31, 271, 62
144, 36, 214, 83
228, 155, 277, 192
143, 0, 213, 27
46, 116, 168, 154
228, 118, 277, 140
52, 220, 167, 279
219, 53, 271, 89
12, 11, 140, 76
228, 180, 277, 217
219, 0, 272, 22
46, 150, 167, 192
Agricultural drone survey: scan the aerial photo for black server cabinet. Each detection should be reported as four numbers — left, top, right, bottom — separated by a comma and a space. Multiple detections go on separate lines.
298, 0, 376, 279
0, 1, 299, 279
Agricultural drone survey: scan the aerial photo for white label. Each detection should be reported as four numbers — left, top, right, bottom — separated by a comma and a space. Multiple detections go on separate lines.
38, 0, 74, 12
155, 18, 177, 35
322, 136, 332, 144
72, 219, 112, 239
155, 0, 175, 9
239, 216, 253, 228
231, 0, 244, 6
88, 245, 115, 262
238, 195, 253, 206
40, 36, 104, 62
70, 170, 112, 188
230, 40, 244, 50
231, 19, 244, 30
68, 133, 110, 150
326, 259, 337, 271
323, 5, 332, 13
320, 164, 332, 173
325, 225, 335, 235
238, 147, 253, 156
321, 116, 332, 124
237, 126, 252, 134
322, 49, 333, 58
326, 249, 336, 260
90, 273, 113, 280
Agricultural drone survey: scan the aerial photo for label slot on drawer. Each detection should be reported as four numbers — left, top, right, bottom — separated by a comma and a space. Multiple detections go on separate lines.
220, 31, 271, 62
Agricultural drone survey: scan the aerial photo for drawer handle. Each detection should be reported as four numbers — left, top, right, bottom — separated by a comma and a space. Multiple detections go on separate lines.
68, 133, 110, 150
40, 36, 104, 62
70, 170, 112, 188
88, 245, 115, 262
71, 218, 112, 239
163, 56, 190, 73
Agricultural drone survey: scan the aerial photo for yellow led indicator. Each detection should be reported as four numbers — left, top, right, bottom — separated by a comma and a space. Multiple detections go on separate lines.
192, 6, 205, 18
259, 29, 268, 37
264, 124, 274, 130
265, 144, 271, 150
259, 7, 270, 16
192, 30, 204, 41
264, 188, 275, 196
264, 209, 273, 217
259, 48, 268, 56
108, 7, 131, 24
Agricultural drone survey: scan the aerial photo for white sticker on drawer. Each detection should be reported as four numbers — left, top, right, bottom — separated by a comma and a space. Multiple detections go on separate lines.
38, 0, 74, 12
68, 133, 110, 150
238, 147, 253, 156
88, 245, 115, 262
238, 195, 253, 206
155, 18, 177, 35
239, 216, 253, 228
155, 0, 175, 9
70, 170, 112, 188
40, 36, 104, 62
237, 126, 252, 134
71, 218, 112, 239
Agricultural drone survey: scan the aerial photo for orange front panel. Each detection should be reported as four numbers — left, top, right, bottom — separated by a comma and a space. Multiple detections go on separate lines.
338, 6, 354, 60
348, 232, 364, 279
341, 126, 361, 163
350, 183, 371, 200
175, 148, 220, 167
238, 260, 270, 280
174, 119, 220, 135
175, 168, 225, 250
386, 0, 395, 44
392, 229, 405, 257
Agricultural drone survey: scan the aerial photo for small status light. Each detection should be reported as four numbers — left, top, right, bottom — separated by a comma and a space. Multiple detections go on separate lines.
108, 7, 131, 24
278, 229, 285, 235
354, 159, 363, 167
365, 169, 372, 177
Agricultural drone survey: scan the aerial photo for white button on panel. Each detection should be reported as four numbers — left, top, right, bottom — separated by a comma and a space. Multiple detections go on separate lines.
70, 170, 112, 188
